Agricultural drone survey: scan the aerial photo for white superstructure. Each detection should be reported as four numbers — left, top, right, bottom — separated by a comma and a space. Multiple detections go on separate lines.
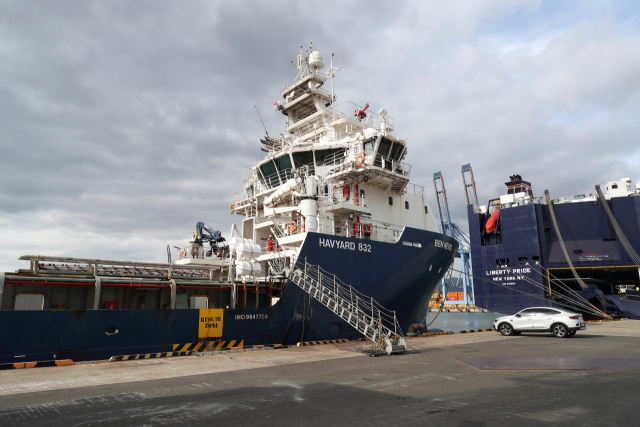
179, 45, 441, 279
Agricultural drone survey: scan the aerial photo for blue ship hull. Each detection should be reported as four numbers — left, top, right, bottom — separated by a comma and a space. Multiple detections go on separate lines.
296, 229, 458, 333
467, 195, 640, 317
0, 227, 457, 363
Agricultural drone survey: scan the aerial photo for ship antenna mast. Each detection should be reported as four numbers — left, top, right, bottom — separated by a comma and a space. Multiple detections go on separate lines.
290, 3, 309, 49
241, 78, 269, 137
326, 53, 341, 112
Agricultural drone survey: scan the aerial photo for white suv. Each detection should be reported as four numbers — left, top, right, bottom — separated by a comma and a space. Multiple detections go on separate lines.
494, 307, 586, 338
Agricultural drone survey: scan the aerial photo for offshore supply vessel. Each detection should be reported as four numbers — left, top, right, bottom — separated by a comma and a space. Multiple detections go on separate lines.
468, 174, 640, 318
0, 44, 457, 363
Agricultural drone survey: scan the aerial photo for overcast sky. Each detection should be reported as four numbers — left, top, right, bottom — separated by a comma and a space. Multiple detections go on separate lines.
1, 0, 639, 272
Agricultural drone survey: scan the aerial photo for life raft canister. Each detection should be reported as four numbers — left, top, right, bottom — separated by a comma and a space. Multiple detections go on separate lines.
485, 206, 501, 233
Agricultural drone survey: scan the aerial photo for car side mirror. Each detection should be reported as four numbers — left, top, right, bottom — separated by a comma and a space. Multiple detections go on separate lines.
516, 314, 521, 318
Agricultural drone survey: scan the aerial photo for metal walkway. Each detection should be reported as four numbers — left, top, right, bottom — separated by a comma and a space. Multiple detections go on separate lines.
283, 260, 406, 355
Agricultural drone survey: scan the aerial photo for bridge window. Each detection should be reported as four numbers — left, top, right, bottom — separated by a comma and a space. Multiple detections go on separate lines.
276, 154, 293, 180
260, 161, 279, 188
389, 142, 404, 162
363, 138, 375, 153
374, 138, 392, 168
314, 148, 344, 165
292, 150, 314, 168
377, 138, 391, 158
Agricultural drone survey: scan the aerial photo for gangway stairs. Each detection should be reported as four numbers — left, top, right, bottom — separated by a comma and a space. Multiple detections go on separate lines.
282, 259, 406, 355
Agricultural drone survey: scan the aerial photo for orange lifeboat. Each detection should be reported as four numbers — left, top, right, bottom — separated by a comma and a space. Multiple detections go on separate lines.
485, 206, 500, 233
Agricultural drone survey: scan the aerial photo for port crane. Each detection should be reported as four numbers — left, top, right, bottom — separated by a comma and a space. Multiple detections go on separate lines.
462, 163, 479, 206
433, 170, 474, 306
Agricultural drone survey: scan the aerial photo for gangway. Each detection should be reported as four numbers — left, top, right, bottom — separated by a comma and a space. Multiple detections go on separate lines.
272, 256, 406, 355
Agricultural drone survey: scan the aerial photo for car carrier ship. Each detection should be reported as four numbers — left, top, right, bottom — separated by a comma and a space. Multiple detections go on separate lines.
0, 44, 458, 363
467, 174, 640, 319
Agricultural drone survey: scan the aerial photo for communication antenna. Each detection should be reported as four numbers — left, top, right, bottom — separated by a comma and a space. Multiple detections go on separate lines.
290, 3, 309, 47
241, 78, 269, 137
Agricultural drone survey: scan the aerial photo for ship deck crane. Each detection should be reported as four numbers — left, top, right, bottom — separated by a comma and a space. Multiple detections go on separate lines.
190, 222, 227, 258
433, 171, 474, 306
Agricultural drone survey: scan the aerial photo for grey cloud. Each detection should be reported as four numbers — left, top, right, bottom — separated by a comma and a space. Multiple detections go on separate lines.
1, 0, 639, 271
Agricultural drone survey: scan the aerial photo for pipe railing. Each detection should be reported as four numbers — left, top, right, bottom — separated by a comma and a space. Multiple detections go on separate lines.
18, 256, 228, 281
292, 260, 401, 338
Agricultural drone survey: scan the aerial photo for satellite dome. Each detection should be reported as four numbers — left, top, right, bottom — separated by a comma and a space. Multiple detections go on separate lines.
308, 51, 324, 70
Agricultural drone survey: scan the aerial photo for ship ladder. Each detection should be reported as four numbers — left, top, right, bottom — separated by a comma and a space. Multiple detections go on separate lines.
282, 259, 406, 355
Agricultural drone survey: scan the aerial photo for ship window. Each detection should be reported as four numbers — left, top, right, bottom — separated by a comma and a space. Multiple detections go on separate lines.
276, 154, 293, 180
405, 201, 409, 209
424, 206, 428, 214
389, 142, 403, 162
518, 257, 528, 264
612, 184, 618, 189
260, 161, 279, 188
496, 258, 510, 268
314, 148, 344, 165
532, 256, 540, 261
292, 150, 314, 168
389, 197, 393, 206
363, 138, 375, 153
360, 189, 365, 201
508, 188, 514, 194
515, 187, 523, 193
377, 138, 391, 158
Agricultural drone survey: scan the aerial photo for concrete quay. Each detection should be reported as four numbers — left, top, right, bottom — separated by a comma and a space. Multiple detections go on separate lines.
0, 320, 639, 426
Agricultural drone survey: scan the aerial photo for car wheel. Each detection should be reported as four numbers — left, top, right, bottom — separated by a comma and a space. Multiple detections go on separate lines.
499, 323, 513, 336
552, 323, 568, 338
